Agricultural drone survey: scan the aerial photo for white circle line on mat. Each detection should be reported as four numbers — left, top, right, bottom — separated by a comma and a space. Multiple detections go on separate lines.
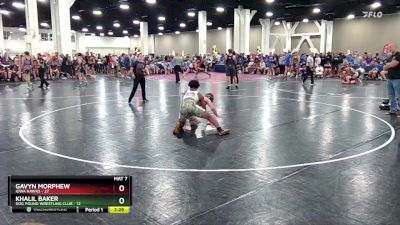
19, 96, 395, 172
271, 80, 387, 99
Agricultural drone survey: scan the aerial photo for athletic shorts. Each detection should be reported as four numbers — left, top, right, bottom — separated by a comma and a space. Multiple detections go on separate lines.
180, 100, 205, 119
226, 65, 236, 76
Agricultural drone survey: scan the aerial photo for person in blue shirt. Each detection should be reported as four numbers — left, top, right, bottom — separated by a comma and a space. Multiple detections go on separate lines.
300, 64, 307, 80
344, 54, 354, 66
266, 53, 276, 76
284, 52, 293, 76
369, 60, 384, 80
300, 53, 307, 66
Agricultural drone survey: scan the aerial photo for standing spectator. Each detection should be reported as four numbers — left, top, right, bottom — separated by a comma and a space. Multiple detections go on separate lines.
314, 53, 321, 67
128, 54, 148, 103
381, 43, 400, 115
284, 51, 292, 77
278, 53, 285, 75
320, 53, 326, 68
338, 53, 344, 72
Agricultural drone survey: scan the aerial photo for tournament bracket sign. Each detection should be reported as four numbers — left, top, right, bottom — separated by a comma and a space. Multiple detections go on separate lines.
8, 176, 132, 214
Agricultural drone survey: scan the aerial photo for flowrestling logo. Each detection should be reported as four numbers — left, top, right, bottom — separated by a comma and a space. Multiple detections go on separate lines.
363, 11, 383, 18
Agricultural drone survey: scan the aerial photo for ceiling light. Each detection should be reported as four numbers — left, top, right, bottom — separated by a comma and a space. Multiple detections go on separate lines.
120, 4, 129, 10
0, 10, 10, 15
216, 7, 224, 12
180, 23, 186, 28
38, 0, 46, 2
188, 12, 195, 17
146, 0, 156, 4
302, 18, 309, 23
96, 26, 103, 30
158, 16, 165, 21
266, 0, 274, 3
91, 33, 95, 36
100, 33, 104, 36
82, 28, 88, 32
175, 31, 180, 34
218, 27, 223, 30
108, 31, 113, 35
347, 14, 355, 19
206, 22, 212, 26
40, 22, 49, 27
266, 12, 273, 17
72, 15, 80, 20
93, 10, 102, 15
158, 32, 163, 35
274, 21, 280, 25
113, 22, 120, 28
371, 2, 381, 9
12, 2, 25, 9
158, 26, 164, 30
18, 27, 26, 32
124, 36, 129, 38
313, 8, 320, 13
133, 34, 139, 38
133, 20, 140, 24
123, 30, 128, 34
196, 29, 199, 32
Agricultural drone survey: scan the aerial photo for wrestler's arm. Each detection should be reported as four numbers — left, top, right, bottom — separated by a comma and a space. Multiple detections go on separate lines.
204, 97, 220, 117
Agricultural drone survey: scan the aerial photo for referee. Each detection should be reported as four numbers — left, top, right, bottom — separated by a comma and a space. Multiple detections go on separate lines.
225, 49, 237, 89
303, 53, 315, 85
173, 53, 184, 84
128, 54, 148, 103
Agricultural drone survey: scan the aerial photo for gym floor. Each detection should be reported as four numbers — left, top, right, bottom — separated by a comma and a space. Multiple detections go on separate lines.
0, 73, 399, 225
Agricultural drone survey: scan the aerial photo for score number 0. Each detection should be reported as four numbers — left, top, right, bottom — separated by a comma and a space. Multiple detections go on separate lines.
118, 185, 125, 205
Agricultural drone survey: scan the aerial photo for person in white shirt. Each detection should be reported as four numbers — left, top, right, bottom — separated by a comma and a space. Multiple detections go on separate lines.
315, 64, 324, 78
303, 54, 315, 85
258, 60, 266, 75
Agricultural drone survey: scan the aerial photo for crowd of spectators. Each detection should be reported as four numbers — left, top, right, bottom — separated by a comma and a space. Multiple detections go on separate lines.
0, 50, 390, 84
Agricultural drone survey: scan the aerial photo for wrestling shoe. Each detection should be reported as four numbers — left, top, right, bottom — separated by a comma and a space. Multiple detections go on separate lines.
173, 121, 185, 135
217, 129, 230, 136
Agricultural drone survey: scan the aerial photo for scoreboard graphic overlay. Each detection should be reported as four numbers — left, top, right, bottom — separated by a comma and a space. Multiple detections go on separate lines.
8, 176, 132, 214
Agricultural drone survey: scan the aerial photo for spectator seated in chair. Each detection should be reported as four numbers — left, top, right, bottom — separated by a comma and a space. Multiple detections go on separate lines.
315, 64, 324, 78
258, 60, 266, 75
245, 59, 257, 74
9, 64, 21, 82
369, 60, 385, 80
0, 65, 8, 81
323, 62, 333, 77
